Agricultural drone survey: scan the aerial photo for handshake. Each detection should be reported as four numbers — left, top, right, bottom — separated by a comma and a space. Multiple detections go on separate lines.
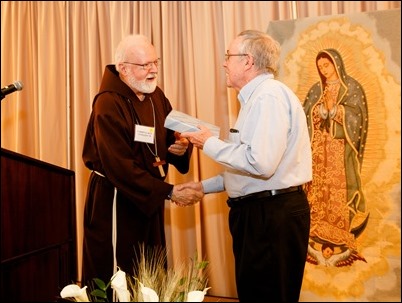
170, 181, 204, 207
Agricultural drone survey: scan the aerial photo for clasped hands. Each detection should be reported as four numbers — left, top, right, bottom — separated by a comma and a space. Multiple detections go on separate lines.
170, 181, 204, 207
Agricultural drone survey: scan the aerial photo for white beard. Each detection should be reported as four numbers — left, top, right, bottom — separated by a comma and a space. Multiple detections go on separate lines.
127, 74, 157, 94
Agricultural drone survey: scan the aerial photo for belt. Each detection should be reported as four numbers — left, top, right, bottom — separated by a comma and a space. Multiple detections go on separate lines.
227, 186, 302, 207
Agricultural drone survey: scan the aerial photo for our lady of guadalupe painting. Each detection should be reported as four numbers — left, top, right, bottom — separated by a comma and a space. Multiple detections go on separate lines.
267, 8, 400, 301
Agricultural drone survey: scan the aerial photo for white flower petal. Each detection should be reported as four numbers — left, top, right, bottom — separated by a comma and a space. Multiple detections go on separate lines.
60, 284, 81, 298
186, 287, 211, 302
111, 269, 131, 301
113, 287, 131, 302
60, 284, 89, 302
140, 282, 159, 302
111, 269, 127, 289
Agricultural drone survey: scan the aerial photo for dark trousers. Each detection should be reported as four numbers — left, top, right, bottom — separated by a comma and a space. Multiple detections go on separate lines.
228, 189, 310, 302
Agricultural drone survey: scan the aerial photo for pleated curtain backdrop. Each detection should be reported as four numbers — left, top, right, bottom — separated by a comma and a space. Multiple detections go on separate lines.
1, 1, 400, 301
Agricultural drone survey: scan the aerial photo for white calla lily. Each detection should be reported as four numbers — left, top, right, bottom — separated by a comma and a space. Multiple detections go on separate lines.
111, 269, 131, 302
60, 284, 90, 302
186, 287, 211, 302
60, 248, 209, 302
139, 282, 160, 302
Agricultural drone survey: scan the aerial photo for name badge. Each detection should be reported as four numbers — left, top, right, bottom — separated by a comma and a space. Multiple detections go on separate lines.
134, 125, 155, 144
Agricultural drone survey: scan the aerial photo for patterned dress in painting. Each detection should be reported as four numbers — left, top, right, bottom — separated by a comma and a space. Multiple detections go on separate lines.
303, 48, 369, 267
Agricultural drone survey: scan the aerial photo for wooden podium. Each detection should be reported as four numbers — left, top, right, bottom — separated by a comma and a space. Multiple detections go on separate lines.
1, 148, 77, 301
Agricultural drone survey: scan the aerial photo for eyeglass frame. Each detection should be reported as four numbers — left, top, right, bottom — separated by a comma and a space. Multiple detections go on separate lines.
123, 58, 161, 70
225, 51, 248, 61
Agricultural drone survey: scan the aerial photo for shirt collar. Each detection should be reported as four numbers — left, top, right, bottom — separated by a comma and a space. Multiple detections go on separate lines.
238, 73, 273, 105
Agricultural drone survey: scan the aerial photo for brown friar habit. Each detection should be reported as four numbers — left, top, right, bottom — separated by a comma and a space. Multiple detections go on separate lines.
81, 65, 193, 290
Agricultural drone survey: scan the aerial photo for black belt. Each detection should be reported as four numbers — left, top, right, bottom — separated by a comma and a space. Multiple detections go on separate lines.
227, 186, 302, 207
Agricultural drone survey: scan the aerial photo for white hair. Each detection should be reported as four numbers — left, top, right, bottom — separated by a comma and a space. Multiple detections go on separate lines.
115, 34, 150, 72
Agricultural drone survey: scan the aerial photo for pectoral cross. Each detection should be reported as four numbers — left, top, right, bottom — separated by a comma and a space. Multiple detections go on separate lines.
153, 156, 166, 177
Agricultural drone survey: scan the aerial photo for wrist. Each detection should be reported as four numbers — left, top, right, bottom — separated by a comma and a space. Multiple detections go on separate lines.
167, 188, 173, 200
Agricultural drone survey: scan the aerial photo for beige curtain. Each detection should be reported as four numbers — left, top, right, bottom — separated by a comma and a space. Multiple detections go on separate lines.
1, 1, 400, 299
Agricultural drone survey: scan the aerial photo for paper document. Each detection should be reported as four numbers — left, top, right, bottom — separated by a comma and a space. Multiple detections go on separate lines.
164, 110, 220, 137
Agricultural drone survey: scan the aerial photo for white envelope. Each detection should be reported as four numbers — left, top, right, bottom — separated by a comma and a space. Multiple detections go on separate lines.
164, 110, 220, 137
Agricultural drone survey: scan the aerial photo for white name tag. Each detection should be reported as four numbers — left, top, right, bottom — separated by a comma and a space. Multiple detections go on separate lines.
134, 125, 155, 144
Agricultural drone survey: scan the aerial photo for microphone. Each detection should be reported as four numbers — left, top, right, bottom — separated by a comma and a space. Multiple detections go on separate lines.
1, 81, 24, 99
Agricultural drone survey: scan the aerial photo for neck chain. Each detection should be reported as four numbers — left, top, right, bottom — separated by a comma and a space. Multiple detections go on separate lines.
128, 97, 166, 177
145, 98, 158, 157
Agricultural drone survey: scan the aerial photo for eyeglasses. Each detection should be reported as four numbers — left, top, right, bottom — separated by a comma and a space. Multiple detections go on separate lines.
225, 51, 248, 61
123, 58, 161, 70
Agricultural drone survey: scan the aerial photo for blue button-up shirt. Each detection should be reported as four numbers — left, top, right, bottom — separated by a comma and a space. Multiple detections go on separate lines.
201, 73, 312, 198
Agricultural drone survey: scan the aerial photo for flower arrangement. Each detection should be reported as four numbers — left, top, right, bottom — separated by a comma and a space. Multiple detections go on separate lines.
60, 246, 210, 302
